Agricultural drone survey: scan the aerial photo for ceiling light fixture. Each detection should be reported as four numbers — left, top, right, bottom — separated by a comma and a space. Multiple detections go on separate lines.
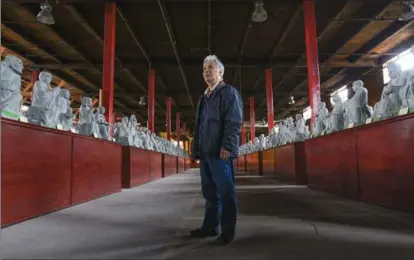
288, 96, 295, 105
399, 1, 414, 21
139, 96, 146, 106
36, 1, 55, 25
252, 1, 268, 23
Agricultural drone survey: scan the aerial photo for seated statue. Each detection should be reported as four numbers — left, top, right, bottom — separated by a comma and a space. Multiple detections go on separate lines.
27, 71, 62, 126
77, 96, 99, 136
400, 68, 414, 111
114, 117, 130, 145
259, 134, 266, 150
373, 62, 406, 119
329, 94, 345, 132
128, 115, 139, 147
58, 89, 73, 130
95, 106, 110, 139
312, 102, 329, 136
348, 80, 372, 126
294, 114, 310, 141
0, 55, 24, 120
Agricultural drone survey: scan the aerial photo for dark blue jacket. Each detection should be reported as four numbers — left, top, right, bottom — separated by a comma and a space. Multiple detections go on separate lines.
191, 82, 243, 160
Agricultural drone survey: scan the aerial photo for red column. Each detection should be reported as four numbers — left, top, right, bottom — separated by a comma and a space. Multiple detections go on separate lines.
166, 97, 172, 140
148, 69, 156, 132
265, 68, 274, 133
304, 0, 321, 126
241, 124, 246, 145
176, 112, 180, 143
102, 3, 116, 126
249, 97, 255, 142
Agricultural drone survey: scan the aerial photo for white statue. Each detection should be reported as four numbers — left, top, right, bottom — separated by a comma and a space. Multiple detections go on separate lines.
312, 102, 329, 136
27, 71, 62, 126
114, 117, 130, 145
294, 114, 310, 141
329, 94, 345, 132
95, 106, 110, 139
348, 80, 373, 126
373, 62, 406, 119
77, 96, 99, 136
0, 55, 24, 119
58, 89, 73, 130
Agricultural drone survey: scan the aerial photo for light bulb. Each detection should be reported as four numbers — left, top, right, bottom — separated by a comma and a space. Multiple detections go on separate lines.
288, 96, 295, 105
399, 4, 414, 21
139, 96, 146, 106
36, 3, 55, 25
252, 1, 268, 22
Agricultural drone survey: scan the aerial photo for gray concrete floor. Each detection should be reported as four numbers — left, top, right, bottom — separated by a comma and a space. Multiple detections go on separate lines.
2, 169, 414, 259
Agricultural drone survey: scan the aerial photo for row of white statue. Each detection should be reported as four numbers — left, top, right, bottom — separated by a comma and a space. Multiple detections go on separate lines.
0, 55, 187, 157
240, 58, 414, 155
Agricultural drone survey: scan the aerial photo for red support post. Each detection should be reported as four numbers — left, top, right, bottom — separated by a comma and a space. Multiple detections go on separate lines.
183, 123, 187, 134
249, 97, 255, 142
241, 124, 246, 145
304, 0, 321, 126
148, 69, 156, 132
166, 97, 172, 140
176, 112, 180, 143
102, 3, 116, 127
265, 68, 274, 133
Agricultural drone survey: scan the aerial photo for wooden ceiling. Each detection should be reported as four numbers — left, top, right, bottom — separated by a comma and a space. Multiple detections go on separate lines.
2, 0, 413, 133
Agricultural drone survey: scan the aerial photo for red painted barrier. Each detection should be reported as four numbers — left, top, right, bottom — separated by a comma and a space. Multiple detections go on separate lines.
71, 135, 122, 205
305, 130, 359, 199
262, 149, 275, 176
247, 152, 260, 174
274, 143, 307, 185
1, 119, 72, 226
163, 154, 176, 177
357, 114, 414, 213
177, 157, 185, 173
122, 147, 150, 188
149, 151, 163, 181
237, 155, 246, 172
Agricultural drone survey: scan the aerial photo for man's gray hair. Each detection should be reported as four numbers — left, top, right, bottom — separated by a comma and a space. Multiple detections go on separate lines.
203, 54, 225, 77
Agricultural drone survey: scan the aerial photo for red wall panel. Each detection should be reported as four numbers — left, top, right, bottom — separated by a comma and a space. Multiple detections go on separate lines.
262, 149, 275, 176
305, 130, 359, 199
2, 120, 72, 226
273, 143, 307, 185
237, 155, 246, 172
149, 151, 162, 181
247, 152, 260, 174
177, 157, 185, 173
162, 154, 176, 177
71, 136, 122, 205
357, 114, 414, 213
122, 147, 150, 188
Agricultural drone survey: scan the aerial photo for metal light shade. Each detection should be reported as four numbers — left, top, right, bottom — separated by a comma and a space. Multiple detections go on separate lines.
399, 4, 414, 21
252, 1, 267, 22
36, 3, 55, 25
139, 96, 146, 106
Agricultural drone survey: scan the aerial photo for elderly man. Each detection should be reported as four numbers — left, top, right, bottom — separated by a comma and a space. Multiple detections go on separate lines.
190, 55, 243, 245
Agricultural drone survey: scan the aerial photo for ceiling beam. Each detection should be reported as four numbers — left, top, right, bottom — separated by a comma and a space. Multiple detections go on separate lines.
64, 5, 150, 119
157, 0, 195, 114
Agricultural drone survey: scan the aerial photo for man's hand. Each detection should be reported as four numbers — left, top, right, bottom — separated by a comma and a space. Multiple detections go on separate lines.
220, 148, 231, 160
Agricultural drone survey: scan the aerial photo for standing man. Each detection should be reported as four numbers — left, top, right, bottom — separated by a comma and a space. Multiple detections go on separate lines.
190, 55, 243, 245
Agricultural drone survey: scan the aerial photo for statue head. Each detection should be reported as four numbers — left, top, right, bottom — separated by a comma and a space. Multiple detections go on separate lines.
352, 80, 363, 91
10, 56, 24, 74
319, 102, 326, 110
129, 115, 137, 126
2, 55, 13, 67
60, 89, 70, 99
332, 93, 342, 104
98, 106, 105, 114
39, 71, 53, 84
387, 62, 400, 79
121, 116, 129, 125
81, 96, 92, 107
295, 114, 303, 121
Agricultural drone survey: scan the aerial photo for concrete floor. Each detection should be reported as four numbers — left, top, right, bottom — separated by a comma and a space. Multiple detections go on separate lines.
2, 169, 414, 259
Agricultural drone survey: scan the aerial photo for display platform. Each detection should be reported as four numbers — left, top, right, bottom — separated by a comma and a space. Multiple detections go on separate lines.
177, 156, 185, 173
246, 152, 260, 174
262, 149, 275, 176
273, 142, 307, 185
1, 119, 72, 226
163, 154, 176, 177
149, 151, 163, 181
71, 135, 122, 205
237, 155, 246, 172
122, 146, 150, 188
356, 113, 414, 214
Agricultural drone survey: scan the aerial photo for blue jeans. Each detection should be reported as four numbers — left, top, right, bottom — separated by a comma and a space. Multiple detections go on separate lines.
200, 157, 237, 237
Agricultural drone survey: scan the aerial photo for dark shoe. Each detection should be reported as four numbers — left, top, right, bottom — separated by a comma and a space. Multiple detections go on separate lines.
210, 234, 234, 245
189, 228, 218, 238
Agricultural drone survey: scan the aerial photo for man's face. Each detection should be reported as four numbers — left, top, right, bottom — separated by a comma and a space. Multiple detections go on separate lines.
203, 60, 221, 85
